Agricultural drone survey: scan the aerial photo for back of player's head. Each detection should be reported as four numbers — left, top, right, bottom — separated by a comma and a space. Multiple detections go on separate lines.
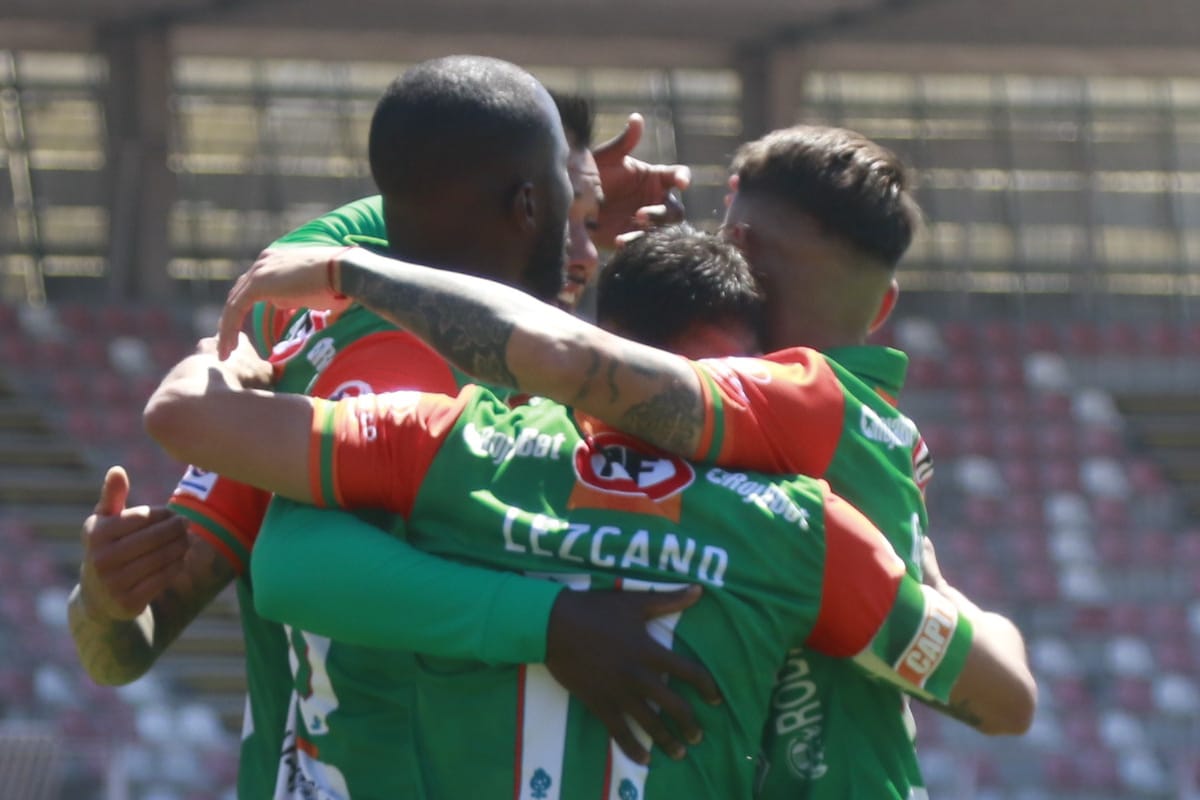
550, 91, 594, 151
731, 125, 921, 269
597, 224, 765, 352
369, 56, 562, 202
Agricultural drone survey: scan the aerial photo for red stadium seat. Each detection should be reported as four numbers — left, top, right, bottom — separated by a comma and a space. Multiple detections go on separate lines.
944, 354, 983, 388
984, 355, 1025, 388
997, 386, 1031, 417
1102, 321, 1142, 355
940, 321, 975, 352
1064, 321, 1101, 355
1143, 322, 1179, 355
905, 355, 942, 389
1032, 390, 1073, 419
996, 424, 1037, 459
1023, 321, 1060, 351
979, 321, 1018, 352
1017, 565, 1059, 602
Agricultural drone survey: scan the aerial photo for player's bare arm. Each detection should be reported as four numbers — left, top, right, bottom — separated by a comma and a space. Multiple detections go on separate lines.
143, 336, 316, 504
921, 537, 1037, 735
68, 467, 236, 685
217, 247, 707, 456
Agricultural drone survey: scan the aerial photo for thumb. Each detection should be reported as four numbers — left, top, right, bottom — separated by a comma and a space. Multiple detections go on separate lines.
637, 585, 703, 620
94, 466, 130, 516
596, 112, 644, 159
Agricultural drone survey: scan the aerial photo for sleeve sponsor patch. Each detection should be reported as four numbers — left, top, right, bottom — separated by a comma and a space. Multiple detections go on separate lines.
894, 585, 959, 689
175, 466, 218, 501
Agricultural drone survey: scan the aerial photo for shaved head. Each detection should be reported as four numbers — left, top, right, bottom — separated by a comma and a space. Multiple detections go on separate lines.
367, 55, 571, 300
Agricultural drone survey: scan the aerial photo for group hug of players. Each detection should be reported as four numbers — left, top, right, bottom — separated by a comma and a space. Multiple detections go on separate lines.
67, 55, 1036, 799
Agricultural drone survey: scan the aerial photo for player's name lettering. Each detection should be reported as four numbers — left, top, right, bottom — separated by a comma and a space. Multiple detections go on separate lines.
705, 469, 810, 529
463, 423, 568, 466
500, 506, 729, 587
859, 405, 919, 450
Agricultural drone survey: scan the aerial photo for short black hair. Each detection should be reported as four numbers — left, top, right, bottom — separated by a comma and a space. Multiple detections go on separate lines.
550, 91, 594, 150
732, 125, 921, 268
369, 55, 557, 201
597, 224, 765, 349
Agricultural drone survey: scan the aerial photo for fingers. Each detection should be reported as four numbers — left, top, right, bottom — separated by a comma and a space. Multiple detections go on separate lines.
652, 646, 722, 708
633, 197, 685, 229
106, 533, 190, 614
623, 693, 685, 761
217, 270, 254, 360
596, 706, 650, 766
595, 112, 645, 161
638, 676, 702, 748
94, 466, 130, 516
88, 511, 185, 570
664, 164, 691, 192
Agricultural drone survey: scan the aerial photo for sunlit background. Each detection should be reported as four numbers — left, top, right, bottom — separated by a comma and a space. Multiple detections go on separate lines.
1, 1, 1199, 797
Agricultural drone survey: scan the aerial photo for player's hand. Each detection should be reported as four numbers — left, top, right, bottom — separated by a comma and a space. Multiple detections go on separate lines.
198, 334, 274, 389
920, 536, 949, 593
219, 247, 355, 359
592, 113, 691, 247
544, 585, 721, 765
77, 467, 189, 622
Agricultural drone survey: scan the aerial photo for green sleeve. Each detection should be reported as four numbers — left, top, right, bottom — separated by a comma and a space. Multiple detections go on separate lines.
850, 577, 974, 704
251, 496, 563, 664
269, 195, 386, 248
248, 196, 387, 356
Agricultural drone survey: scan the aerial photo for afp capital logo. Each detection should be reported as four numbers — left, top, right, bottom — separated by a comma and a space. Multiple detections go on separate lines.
573, 431, 694, 501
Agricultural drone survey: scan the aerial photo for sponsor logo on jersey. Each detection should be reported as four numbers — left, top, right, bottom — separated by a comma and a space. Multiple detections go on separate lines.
270, 309, 332, 365
175, 466, 217, 500
305, 337, 337, 372
326, 379, 374, 401
573, 431, 694, 501
771, 650, 828, 781
895, 587, 958, 688
464, 423, 567, 466
529, 768, 552, 799
705, 468, 811, 529
859, 404, 920, 450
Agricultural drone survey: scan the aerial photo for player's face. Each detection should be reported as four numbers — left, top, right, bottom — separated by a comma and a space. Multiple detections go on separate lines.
521, 109, 573, 302
556, 147, 604, 311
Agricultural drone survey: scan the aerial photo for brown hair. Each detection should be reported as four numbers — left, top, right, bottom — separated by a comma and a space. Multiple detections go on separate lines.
731, 125, 921, 268
597, 224, 765, 349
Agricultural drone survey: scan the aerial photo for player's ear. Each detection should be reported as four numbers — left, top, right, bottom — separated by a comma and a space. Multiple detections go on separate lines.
509, 181, 538, 233
869, 278, 900, 333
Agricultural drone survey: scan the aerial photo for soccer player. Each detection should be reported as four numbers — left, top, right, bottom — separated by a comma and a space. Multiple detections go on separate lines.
142, 230, 1024, 800
216, 126, 1036, 797
67, 58, 703, 798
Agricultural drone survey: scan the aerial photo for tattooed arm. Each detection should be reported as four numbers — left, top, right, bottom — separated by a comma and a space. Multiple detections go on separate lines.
217, 247, 706, 457
68, 469, 235, 684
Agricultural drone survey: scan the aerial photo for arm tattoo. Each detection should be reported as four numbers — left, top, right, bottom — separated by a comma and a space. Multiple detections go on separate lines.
618, 384, 705, 455
70, 528, 235, 685
68, 599, 158, 686
342, 261, 520, 389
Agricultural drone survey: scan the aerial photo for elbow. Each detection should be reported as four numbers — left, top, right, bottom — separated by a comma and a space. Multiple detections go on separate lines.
143, 390, 199, 463
978, 671, 1038, 736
